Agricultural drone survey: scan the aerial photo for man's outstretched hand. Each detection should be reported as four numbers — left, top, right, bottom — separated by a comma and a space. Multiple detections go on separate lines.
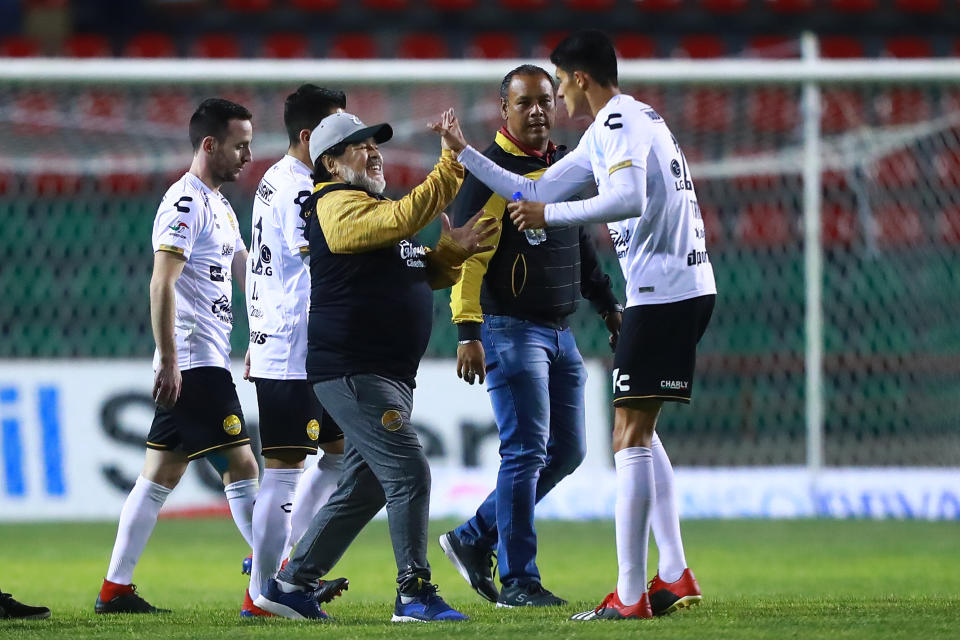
429, 108, 468, 154
442, 209, 497, 256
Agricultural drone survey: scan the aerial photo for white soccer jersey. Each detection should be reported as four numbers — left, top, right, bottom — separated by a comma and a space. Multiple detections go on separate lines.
246, 155, 314, 380
560, 94, 716, 307
151, 172, 245, 371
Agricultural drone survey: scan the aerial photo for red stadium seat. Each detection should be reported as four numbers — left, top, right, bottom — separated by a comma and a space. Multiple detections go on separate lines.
28, 157, 82, 197
935, 206, 960, 244
347, 88, 391, 123
62, 34, 111, 57
736, 203, 793, 247
874, 203, 923, 247
699, 203, 724, 247
675, 35, 727, 58
192, 34, 242, 58
830, 0, 876, 11
74, 90, 127, 129
12, 91, 57, 136
766, 0, 814, 11
98, 154, 150, 195
499, 0, 549, 8
143, 90, 193, 129
289, 0, 339, 8
0, 36, 41, 57
615, 34, 656, 58
699, 0, 748, 12
682, 88, 733, 132
732, 147, 782, 190
329, 33, 379, 58
260, 33, 310, 58
819, 36, 864, 58
429, 0, 478, 8
821, 89, 865, 132
467, 32, 522, 59
532, 31, 570, 57
397, 33, 449, 59
745, 35, 797, 58
632, 0, 683, 10
933, 146, 960, 189
748, 88, 798, 133
124, 33, 176, 58
883, 36, 933, 58
822, 203, 857, 249
874, 88, 931, 125
893, 0, 941, 11
873, 149, 920, 190
226, 0, 273, 10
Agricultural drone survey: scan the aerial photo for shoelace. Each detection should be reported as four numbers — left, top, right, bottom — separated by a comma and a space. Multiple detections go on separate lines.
594, 592, 616, 613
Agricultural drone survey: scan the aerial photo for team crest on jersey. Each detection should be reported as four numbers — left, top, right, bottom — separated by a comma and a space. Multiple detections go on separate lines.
223, 414, 242, 436
381, 410, 404, 432
306, 419, 320, 441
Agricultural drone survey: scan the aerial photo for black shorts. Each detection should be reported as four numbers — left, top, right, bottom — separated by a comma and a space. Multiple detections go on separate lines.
253, 378, 343, 455
612, 294, 715, 406
147, 366, 250, 460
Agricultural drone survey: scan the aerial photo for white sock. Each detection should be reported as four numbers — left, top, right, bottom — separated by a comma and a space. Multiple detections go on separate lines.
282, 452, 343, 557
224, 478, 258, 548
650, 432, 687, 583
249, 468, 301, 600
105, 476, 171, 584
614, 447, 654, 606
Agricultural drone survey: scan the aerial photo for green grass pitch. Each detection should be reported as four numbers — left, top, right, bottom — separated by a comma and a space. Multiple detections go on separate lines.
1, 518, 958, 639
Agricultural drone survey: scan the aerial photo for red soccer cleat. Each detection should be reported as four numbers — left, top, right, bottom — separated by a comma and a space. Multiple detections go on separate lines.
240, 589, 275, 618
647, 568, 702, 616
569, 590, 653, 620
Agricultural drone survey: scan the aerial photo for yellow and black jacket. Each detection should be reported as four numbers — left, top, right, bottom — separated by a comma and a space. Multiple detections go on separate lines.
305, 149, 467, 385
449, 129, 619, 341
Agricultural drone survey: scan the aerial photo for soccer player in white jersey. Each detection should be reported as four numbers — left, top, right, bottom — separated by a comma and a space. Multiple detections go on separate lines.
241, 85, 349, 617
96, 99, 261, 614
433, 30, 716, 620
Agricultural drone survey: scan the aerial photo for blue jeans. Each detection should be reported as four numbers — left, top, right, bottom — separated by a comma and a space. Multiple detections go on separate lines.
454, 315, 587, 586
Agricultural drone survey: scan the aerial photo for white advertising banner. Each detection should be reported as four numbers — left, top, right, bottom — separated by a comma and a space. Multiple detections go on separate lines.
0, 360, 958, 521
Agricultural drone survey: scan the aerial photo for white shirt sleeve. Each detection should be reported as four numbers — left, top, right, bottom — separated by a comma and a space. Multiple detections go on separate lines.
457, 142, 594, 203
544, 109, 653, 226
153, 193, 202, 259
280, 187, 313, 257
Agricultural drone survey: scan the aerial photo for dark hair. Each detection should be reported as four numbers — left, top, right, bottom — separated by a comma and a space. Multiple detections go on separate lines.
499, 64, 556, 102
549, 29, 618, 88
311, 141, 349, 183
188, 98, 252, 151
284, 84, 347, 146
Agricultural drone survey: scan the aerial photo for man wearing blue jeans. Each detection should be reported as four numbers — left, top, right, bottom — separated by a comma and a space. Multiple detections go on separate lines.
440, 65, 621, 608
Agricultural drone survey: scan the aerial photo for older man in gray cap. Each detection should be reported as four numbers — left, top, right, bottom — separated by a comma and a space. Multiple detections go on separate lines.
255, 110, 495, 623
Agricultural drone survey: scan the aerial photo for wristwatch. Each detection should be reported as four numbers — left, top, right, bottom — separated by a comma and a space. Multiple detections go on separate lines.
458, 339, 481, 345
601, 303, 624, 320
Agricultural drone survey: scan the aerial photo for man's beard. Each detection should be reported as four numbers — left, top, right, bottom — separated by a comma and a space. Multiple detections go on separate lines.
340, 163, 386, 195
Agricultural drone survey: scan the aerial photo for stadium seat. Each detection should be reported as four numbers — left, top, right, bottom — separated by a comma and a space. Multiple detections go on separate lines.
98, 156, 149, 195
745, 35, 797, 58
226, 0, 273, 10
682, 88, 733, 132
893, 0, 941, 12
822, 203, 857, 249
766, 0, 814, 11
699, 203, 723, 247
830, 0, 876, 11
933, 146, 960, 189
731, 147, 782, 190
821, 89, 865, 132
698, 0, 748, 13
329, 33, 379, 58
533, 31, 570, 57
192, 33, 242, 58
62, 34, 111, 57
143, 90, 193, 129
935, 206, 960, 244
467, 32, 522, 59
884, 36, 933, 58
736, 203, 794, 247
615, 34, 656, 58
74, 90, 127, 129
123, 32, 176, 58
0, 36, 41, 57
748, 88, 799, 133
819, 36, 864, 58
12, 91, 57, 136
874, 203, 923, 247
873, 149, 920, 190
346, 88, 391, 123
260, 33, 310, 58
675, 35, 727, 58
397, 33, 449, 58
874, 88, 932, 125
289, 0, 339, 8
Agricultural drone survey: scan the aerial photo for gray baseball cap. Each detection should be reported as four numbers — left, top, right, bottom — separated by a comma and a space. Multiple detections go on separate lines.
309, 112, 393, 165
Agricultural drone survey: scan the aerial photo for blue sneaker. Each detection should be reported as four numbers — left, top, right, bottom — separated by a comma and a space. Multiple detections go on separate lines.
392, 579, 468, 623
253, 577, 348, 620
241, 555, 252, 576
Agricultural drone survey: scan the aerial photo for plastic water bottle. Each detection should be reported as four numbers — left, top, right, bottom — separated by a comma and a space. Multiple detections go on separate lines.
514, 191, 547, 246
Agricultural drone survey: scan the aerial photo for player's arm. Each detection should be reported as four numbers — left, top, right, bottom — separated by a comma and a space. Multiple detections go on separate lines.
457, 143, 593, 204
578, 226, 622, 351
232, 248, 248, 295
319, 150, 464, 254
150, 250, 186, 408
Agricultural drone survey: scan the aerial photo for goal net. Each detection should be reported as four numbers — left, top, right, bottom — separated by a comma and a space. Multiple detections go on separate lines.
0, 58, 958, 468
